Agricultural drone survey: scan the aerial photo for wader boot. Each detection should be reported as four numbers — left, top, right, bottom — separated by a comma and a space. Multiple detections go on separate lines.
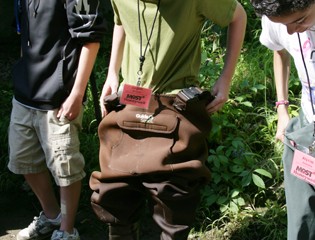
108, 223, 139, 240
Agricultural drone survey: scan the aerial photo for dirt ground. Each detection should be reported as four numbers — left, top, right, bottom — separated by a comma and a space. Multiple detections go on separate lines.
0, 190, 107, 240
0, 189, 161, 240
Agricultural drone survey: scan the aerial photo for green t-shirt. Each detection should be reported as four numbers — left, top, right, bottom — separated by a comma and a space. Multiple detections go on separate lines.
111, 0, 237, 93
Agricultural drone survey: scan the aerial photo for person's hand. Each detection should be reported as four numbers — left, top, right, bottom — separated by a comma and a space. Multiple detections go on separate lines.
206, 77, 231, 114
100, 73, 119, 117
275, 105, 290, 142
57, 92, 83, 121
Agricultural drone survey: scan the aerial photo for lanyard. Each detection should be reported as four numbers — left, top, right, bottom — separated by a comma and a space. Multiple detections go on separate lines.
298, 33, 315, 116
136, 0, 161, 86
298, 33, 315, 151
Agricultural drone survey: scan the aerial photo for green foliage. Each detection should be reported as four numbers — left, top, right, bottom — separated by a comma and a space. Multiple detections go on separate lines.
0, 79, 24, 192
189, 1, 302, 239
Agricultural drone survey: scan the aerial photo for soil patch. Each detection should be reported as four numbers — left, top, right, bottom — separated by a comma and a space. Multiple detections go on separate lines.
0, 189, 161, 240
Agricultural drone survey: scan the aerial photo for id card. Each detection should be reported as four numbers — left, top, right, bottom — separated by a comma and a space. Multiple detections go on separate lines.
120, 84, 152, 109
291, 149, 315, 185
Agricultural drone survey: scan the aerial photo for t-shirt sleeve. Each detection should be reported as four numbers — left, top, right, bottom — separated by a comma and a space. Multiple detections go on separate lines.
66, 0, 107, 43
111, 0, 122, 25
199, 0, 237, 27
260, 15, 285, 51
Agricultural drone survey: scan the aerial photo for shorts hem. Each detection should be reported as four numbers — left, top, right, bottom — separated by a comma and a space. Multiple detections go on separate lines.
7, 163, 47, 175
55, 171, 86, 187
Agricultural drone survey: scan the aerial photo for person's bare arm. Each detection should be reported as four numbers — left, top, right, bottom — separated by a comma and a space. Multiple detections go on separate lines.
99, 24, 126, 117
274, 49, 291, 142
57, 42, 100, 120
207, 2, 247, 113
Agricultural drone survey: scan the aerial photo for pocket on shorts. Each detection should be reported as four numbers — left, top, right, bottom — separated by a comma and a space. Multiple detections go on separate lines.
48, 110, 84, 178
51, 136, 84, 177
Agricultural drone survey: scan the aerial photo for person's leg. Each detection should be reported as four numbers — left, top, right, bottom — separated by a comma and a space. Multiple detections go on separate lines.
44, 108, 85, 238
144, 176, 202, 240
90, 179, 146, 240
18, 176, 82, 239
283, 146, 315, 240
59, 180, 81, 233
283, 113, 315, 240
24, 170, 60, 219
8, 99, 62, 240
283, 154, 315, 240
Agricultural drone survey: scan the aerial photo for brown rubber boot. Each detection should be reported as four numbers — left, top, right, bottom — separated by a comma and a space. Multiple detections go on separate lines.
108, 223, 140, 240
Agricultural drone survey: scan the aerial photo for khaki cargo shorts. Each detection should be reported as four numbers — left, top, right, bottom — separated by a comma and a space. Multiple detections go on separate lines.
8, 98, 86, 187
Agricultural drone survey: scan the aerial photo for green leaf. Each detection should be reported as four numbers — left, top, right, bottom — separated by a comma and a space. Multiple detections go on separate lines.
251, 87, 258, 93
252, 173, 265, 189
206, 194, 218, 206
217, 196, 228, 205
208, 149, 216, 155
235, 197, 246, 206
230, 165, 245, 173
250, 84, 266, 92
218, 155, 229, 164
240, 170, 250, 177
220, 204, 229, 213
229, 200, 239, 213
222, 173, 231, 181
213, 157, 221, 168
231, 189, 240, 198
254, 84, 266, 90
232, 139, 243, 148
216, 145, 225, 154
212, 172, 222, 184
201, 51, 207, 63
240, 101, 253, 107
212, 41, 218, 52
235, 96, 245, 102
241, 174, 252, 187
254, 168, 272, 178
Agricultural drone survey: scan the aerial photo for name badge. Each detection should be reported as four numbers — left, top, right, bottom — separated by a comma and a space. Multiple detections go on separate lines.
291, 149, 315, 185
120, 84, 152, 109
